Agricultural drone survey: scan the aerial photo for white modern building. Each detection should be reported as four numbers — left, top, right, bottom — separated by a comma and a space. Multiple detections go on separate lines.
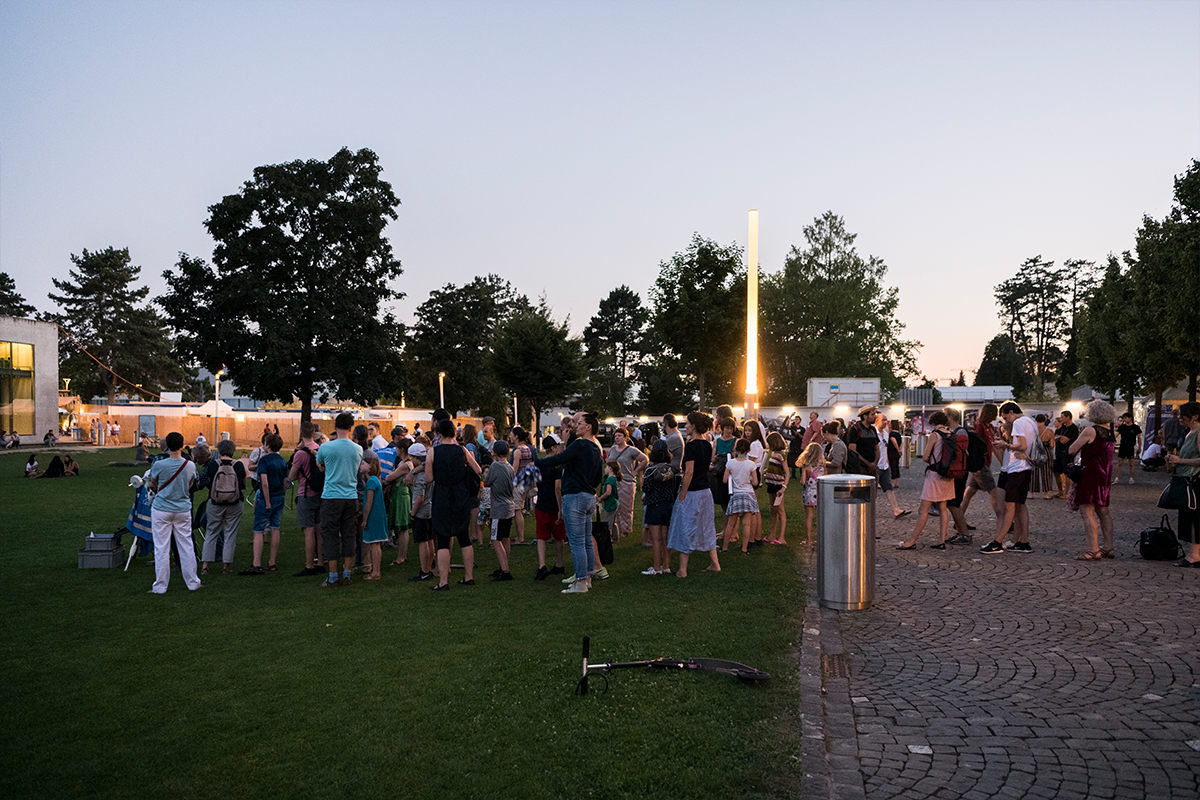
0, 315, 59, 438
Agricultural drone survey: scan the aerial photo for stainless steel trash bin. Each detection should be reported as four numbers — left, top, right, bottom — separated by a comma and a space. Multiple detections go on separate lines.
817, 474, 876, 610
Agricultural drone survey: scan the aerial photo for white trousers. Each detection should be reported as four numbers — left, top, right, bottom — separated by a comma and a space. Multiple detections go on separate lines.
151, 508, 201, 593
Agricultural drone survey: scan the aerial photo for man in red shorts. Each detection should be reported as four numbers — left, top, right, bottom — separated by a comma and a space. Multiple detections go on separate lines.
534, 434, 567, 580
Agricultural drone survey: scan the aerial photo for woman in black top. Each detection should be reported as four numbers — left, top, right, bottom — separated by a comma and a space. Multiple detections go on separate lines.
665, 411, 721, 578
426, 418, 481, 590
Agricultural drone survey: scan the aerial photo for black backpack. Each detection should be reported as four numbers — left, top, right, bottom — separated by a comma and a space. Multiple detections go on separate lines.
1140, 515, 1182, 561
287, 445, 324, 497
964, 428, 988, 473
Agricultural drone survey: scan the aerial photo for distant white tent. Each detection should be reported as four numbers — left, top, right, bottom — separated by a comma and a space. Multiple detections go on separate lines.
188, 400, 235, 416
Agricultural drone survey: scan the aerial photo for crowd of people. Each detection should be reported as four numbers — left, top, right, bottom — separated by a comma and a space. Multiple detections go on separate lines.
125, 397, 1200, 593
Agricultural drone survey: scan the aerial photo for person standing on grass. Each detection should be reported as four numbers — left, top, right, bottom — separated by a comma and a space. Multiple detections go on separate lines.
666, 411, 721, 578
764, 431, 789, 544
711, 417, 737, 513
1068, 399, 1117, 561
242, 433, 287, 575
535, 411, 604, 595
641, 439, 677, 574
200, 439, 246, 575
662, 414, 685, 472
598, 461, 621, 542
980, 402, 1036, 555
406, 443, 436, 582
608, 428, 648, 541
1164, 402, 1200, 567
148, 431, 200, 594
797, 443, 825, 547
801, 411, 823, 450
1114, 412, 1142, 484
384, 439, 412, 566
360, 458, 387, 579
722, 438, 759, 554
367, 423, 388, 452
742, 419, 768, 546
426, 417, 482, 591
533, 434, 568, 581
288, 422, 323, 576
509, 426, 535, 544
317, 412, 364, 588
485, 439, 516, 581
897, 411, 955, 551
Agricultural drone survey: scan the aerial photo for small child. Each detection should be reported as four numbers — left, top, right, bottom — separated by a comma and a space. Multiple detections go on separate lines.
798, 442, 825, 547
361, 458, 388, 579
599, 462, 621, 543
407, 444, 436, 581
485, 440, 516, 581
764, 431, 789, 544
722, 439, 760, 553
384, 440, 412, 565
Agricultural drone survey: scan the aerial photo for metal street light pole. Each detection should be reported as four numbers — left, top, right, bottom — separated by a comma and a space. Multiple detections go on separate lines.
438, 372, 446, 410
215, 368, 225, 442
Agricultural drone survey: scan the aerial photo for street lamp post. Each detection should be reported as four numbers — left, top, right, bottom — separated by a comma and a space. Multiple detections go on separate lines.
438, 372, 446, 410
215, 368, 225, 442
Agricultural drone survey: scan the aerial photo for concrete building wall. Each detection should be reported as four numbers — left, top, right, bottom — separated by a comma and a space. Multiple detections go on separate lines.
0, 315, 59, 437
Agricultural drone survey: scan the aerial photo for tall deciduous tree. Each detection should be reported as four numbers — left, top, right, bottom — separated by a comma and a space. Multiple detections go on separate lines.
404, 274, 530, 415
0, 272, 36, 317
994, 256, 1068, 399
974, 334, 1028, 396
491, 301, 583, 436
581, 285, 646, 416
48, 247, 186, 402
161, 148, 403, 423
649, 234, 745, 408
760, 212, 919, 404
1077, 256, 1141, 412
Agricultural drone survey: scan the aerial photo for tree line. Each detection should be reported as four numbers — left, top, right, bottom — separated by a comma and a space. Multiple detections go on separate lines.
973, 159, 1199, 410
4, 147, 930, 423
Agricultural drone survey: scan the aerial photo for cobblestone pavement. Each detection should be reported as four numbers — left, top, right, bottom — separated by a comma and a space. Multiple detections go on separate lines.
806, 466, 1200, 800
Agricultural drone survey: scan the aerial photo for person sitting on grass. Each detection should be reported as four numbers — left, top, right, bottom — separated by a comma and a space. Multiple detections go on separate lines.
722, 438, 759, 554
485, 439, 516, 581
25, 454, 40, 478
360, 456, 387, 580
61, 454, 79, 477
242, 433, 286, 575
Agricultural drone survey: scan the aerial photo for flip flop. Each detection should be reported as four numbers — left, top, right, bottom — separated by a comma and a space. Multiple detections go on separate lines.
894, 510, 912, 519
895, 543, 917, 550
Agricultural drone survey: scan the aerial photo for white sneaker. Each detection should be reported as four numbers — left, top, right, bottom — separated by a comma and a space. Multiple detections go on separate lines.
562, 579, 589, 594
1128, 477, 1135, 484
563, 574, 578, 584
592, 567, 610, 580
641, 566, 659, 575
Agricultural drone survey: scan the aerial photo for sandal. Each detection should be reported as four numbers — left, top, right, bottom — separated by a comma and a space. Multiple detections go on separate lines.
930, 543, 946, 550
1074, 551, 1103, 561
894, 510, 912, 519
389, 559, 405, 566
267, 564, 277, 572
1100, 549, 1115, 559
200, 567, 210, 575
895, 542, 917, 550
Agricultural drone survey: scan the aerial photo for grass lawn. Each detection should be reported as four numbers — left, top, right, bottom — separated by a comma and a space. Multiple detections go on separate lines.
0, 448, 808, 799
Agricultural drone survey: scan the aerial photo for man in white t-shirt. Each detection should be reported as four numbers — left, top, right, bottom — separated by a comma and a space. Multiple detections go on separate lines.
367, 422, 389, 452
981, 402, 1036, 554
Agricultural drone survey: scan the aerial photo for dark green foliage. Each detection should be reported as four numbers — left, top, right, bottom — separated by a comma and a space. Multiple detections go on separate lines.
160, 148, 404, 423
649, 234, 746, 407
0, 271, 36, 317
1077, 256, 1141, 412
491, 300, 584, 429
581, 285, 647, 416
760, 212, 919, 405
404, 274, 531, 415
47, 247, 188, 402
974, 334, 1028, 395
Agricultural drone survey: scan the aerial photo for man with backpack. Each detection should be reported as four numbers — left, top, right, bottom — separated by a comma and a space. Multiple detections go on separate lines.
846, 405, 882, 476
287, 421, 323, 576
199, 439, 246, 575
980, 402, 1037, 554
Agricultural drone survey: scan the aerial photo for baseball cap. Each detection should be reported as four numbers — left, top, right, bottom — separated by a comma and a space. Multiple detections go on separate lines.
408, 443, 427, 458
543, 433, 562, 447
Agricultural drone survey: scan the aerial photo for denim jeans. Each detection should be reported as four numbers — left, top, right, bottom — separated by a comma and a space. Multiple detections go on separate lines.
561, 492, 596, 581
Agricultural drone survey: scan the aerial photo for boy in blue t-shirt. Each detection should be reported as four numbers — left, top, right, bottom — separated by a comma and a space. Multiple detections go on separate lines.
242, 433, 288, 575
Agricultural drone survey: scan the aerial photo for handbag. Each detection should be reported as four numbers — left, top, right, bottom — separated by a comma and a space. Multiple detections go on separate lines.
1157, 475, 1196, 511
1140, 514, 1183, 561
591, 509, 614, 565
1065, 459, 1082, 483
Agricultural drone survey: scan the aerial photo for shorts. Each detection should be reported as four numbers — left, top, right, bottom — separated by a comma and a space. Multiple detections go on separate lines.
876, 467, 893, 493
766, 483, 783, 496
643, 499, 674, 527
998, 469, 1032, 505
435, 528, 472, 551
412, 516, 433, 544
968, 468, 996, 493
253, 497, 285, 532
946, 476, 967, 508
535, 509, 567, 542
490, 516, 513, 541
296, 494, 321, 528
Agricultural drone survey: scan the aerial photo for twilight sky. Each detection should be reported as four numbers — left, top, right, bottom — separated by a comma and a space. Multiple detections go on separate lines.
1, 0, 1197, 392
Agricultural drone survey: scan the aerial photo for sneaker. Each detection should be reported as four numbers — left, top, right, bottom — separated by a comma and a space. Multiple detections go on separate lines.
239, 566, 264, 575
548, 566, 566, 575
1128, 477, 1135, 484
1012, 542, 1033, 553
534, 566, 550, 581
319, 578, 340, 589
293, 567, 320, 577
491, 568, 503, 578
563, 574, 580, 584
493, 572, 513, 581
562, 579, 589, 594
592, 567, 610, 580
641, 566, 659, 575
946, 533, 973, 545
980, 541, 1005, 554
338, 577, 351, 586
407, 571, 431, 582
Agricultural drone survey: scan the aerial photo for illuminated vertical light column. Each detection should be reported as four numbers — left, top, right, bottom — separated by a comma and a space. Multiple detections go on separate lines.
745, 209, 759, 420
